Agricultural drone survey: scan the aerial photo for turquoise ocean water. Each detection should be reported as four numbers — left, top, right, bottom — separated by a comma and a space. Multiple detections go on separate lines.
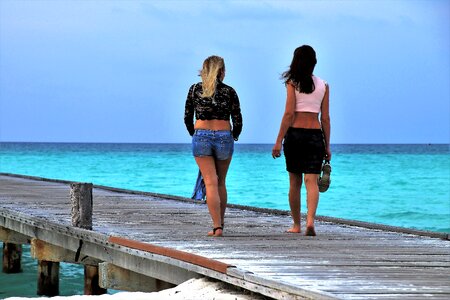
0, 142, 449, 298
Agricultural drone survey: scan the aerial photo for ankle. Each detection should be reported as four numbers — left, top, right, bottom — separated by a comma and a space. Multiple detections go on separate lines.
306, 218, 315, 228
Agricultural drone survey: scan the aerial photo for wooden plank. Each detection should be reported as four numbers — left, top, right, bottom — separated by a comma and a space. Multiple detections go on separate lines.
108, 236, 233, 274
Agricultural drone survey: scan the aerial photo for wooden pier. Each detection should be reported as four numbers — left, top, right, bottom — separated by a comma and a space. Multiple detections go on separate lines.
0, 173, 449, 299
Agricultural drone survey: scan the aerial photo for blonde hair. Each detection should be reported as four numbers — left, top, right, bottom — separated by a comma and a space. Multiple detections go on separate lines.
200, 55, 225, 98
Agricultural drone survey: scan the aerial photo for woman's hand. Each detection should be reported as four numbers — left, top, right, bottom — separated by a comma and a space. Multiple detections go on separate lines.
324, 148, 332, 161
272, 142, 282, 159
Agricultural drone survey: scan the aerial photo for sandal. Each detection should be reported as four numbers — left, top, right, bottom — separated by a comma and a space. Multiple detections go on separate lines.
207, 226, 223, 237
318, 160, 331, 193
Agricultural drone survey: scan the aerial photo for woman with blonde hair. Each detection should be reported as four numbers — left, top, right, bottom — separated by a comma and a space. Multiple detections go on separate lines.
272, 45, 331, 236
184, 55, 243, 237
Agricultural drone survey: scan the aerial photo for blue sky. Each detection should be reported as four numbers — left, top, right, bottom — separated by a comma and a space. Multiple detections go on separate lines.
0, 0, 449, 144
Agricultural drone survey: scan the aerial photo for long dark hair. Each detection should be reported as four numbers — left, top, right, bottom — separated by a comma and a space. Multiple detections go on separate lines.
281, 45, 317, 94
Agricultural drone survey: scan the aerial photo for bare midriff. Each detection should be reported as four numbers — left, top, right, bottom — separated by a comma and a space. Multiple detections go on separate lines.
194, 119, 231, 131
291, 112, 321, 129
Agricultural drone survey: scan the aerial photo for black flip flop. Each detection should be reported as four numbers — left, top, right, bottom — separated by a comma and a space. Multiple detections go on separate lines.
318, 160, 331, 193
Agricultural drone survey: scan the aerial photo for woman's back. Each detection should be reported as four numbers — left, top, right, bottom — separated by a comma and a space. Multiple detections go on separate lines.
291, 75, 327, 129
294, 75, 326, 113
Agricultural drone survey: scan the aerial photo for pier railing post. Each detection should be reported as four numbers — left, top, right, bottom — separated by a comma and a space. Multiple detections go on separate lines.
2, 243, 22, 273
70, 182, 93, 230
70, 182, 106, 295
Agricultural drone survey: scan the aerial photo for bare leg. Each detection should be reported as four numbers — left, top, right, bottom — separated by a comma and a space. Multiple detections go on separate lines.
195, 157, 222, 236
304, 173, 320, 236
287, 172, 302, 233
215, 157, 232, 224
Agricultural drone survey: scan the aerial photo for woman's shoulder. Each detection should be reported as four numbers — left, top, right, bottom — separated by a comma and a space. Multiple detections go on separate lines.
188, 82, 203, 99
286, 80, 297, 87
190, 82, 203, 89
218, 81, 233, 89
218, 81, 237, 94
189, 82, 203, 94
313, 75, 327, 86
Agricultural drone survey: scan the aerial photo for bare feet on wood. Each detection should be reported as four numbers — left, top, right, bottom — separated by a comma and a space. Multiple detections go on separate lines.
305, 226, 316, 236
286, 225, 301, 233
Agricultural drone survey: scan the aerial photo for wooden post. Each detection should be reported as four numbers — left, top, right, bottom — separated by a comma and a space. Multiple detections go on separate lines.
37, 260, 59, 296
70, 182, 93, 230
70, 182, 106, 295
84, 265, 107, 295
2, 243, 22, 273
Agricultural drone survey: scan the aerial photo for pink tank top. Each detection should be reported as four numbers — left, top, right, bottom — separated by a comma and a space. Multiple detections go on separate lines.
294, 75, 326, 113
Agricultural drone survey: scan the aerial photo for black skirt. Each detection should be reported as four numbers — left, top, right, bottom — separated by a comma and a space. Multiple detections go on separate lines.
283, 127, 325, 174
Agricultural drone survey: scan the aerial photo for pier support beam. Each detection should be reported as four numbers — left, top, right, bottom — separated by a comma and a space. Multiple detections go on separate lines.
37, 260, 59, 296
85, 265, 107, 295
99, 262, 175, 292
2, 242, 22, 273
1, 227, 28, 274
0, 227, 30, 244
31, 238, 101, 266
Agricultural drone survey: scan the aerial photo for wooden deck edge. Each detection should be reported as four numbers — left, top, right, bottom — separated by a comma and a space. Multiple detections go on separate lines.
0, 208, 110, 244
1, 209, 332, 299
0, 208, 231, 275
0, 209, 232, 277
0, 172, 74, 185
1, 172, 448, 240
108, 236, 232, 274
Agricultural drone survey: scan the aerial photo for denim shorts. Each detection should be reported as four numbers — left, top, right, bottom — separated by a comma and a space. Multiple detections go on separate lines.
192, 129, 234, 160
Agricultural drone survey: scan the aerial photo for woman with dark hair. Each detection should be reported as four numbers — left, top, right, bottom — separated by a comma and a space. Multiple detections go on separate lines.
184, 55, 243, 237
272, 45, 331, 236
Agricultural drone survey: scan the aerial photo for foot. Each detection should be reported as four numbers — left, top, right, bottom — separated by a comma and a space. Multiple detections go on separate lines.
286, 225, 301, 233
207, 227, 223, 237
305, 226, 316, 236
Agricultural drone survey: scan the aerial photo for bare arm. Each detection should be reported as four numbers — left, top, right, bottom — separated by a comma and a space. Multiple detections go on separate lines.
320, 84, 331, 160
272, 83, 296, 158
